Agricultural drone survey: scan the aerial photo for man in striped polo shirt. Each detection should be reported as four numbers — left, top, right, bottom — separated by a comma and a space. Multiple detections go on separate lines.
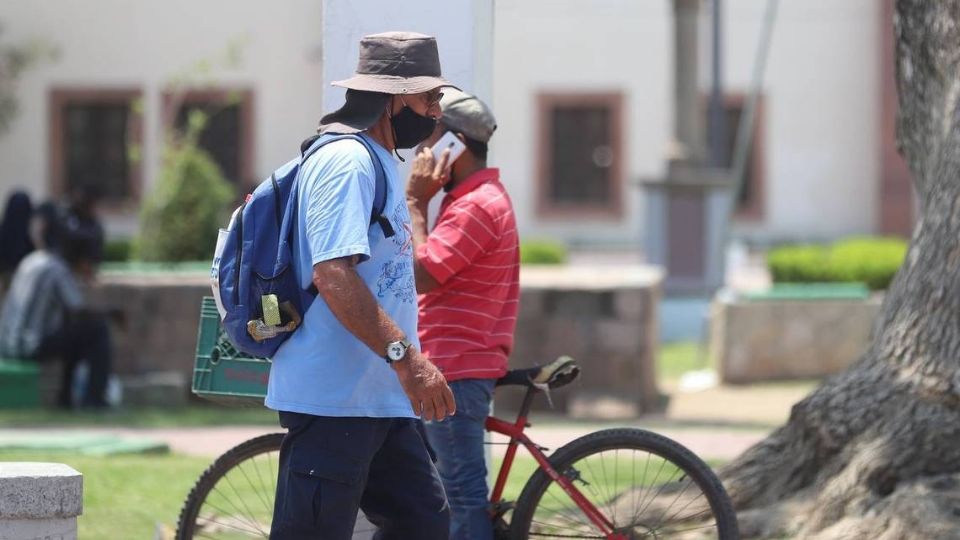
406, 89, 518, 540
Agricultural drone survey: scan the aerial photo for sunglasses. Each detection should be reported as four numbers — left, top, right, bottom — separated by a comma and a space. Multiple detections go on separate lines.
424, 90, 444, 107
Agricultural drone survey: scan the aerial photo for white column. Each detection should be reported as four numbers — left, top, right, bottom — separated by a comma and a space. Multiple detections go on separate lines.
322, 0, 494, 109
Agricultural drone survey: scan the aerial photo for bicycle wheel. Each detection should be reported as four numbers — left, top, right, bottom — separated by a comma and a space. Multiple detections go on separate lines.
176, 433, 282, 539
509, 428, 738, 540
176, 433, 380, 539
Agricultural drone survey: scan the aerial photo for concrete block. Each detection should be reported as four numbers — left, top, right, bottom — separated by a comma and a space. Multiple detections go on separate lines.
120, 371, 188, 407
87, 267, 666, 418
710, 293, 882, 383
0, 463, 82, 520
613, 288, 646, 319
596, 320, 644, 353
0, 517, 76, 540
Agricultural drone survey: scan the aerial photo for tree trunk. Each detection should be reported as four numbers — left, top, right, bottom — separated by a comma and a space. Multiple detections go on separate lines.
720, 2, 960, 538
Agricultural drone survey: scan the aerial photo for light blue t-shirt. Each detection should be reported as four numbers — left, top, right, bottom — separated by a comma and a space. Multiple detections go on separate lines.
265, 134, 418, 418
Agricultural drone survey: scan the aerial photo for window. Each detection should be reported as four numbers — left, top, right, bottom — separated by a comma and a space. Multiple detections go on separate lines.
163, 89, 254, 188
537, 93, 624, 218
49, 89, 143, 206
707, 95, 765, 220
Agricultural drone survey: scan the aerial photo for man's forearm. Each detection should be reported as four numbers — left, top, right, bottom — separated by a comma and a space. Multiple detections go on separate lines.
313, 258, 407, 358
406, 199, 441, 293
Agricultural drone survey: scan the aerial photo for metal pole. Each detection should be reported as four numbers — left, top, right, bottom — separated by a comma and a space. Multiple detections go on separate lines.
730, 0, 780, 203
673, 0, 704, 161
708, 0, 727, 167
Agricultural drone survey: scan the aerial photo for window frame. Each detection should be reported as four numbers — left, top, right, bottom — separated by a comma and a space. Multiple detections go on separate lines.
161, 87, 255, 190
48, 87, 144, 212
707, 93, 766, 221
535, 92, 625, 220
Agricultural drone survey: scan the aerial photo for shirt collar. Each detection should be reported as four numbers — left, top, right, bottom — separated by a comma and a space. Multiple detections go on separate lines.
446, 168, 500, 200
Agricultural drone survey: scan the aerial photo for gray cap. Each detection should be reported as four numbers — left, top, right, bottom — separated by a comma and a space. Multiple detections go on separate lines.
439, 88, 497, 143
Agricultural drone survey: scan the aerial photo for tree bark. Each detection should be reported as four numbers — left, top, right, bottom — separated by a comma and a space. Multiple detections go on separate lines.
720, 2, 960, 538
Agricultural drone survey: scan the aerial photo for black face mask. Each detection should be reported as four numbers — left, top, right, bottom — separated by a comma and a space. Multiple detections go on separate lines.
390, 106, 437, 150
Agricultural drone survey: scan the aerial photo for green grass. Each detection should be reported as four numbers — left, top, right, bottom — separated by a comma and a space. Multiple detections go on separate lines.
0, 450, 210, 540
499, 454, 540, 502
0, 448, 537, 538
0, 405, 277, 428
657, 341, 708, 383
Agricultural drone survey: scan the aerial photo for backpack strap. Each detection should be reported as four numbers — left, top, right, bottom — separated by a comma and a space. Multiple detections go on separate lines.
299, 134, 395, 238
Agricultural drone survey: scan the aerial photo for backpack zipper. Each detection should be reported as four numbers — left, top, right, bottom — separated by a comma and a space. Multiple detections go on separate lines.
270, 174, 282, 231
234, 202, 246, 305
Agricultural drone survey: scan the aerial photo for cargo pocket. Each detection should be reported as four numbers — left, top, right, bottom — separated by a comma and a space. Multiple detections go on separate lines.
281, 446, 365, 533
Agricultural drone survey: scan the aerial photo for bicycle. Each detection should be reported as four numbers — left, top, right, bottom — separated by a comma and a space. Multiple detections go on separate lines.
177, 299, 739, 539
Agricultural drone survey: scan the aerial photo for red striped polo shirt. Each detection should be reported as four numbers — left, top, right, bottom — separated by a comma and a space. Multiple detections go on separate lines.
416, 168, 519, 382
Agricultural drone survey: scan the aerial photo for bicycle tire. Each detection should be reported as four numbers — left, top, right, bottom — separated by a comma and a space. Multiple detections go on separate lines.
176, 432, 284, 540
509, 428, 739, 540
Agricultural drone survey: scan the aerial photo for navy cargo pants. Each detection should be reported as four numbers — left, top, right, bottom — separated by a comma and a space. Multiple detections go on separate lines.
270, 412, 450, 539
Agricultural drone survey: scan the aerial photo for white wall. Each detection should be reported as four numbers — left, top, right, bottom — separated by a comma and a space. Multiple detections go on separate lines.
494, 0, 673, 249
723, 0, 881, 243
0, 0, 882, 245
494, 0, 882, 249
0, 0, 325, 236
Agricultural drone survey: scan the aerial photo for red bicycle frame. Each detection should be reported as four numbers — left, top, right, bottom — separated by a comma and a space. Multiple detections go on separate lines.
485, 387, 629, 540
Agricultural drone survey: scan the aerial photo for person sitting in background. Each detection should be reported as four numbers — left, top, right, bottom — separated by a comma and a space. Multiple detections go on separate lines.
35, 184, 105, 259
0, 191, 36, 290
0, 217, 113, 409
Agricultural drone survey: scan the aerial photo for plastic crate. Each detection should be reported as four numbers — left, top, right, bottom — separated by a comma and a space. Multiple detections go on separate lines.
0, 359, 40, 408
192, 297, 271, 407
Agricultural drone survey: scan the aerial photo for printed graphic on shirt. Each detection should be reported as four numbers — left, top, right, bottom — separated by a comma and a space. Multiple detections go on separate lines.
376, 201, 416, 304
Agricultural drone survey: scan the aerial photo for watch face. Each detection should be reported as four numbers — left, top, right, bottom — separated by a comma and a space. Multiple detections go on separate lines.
387, 343, 405, 361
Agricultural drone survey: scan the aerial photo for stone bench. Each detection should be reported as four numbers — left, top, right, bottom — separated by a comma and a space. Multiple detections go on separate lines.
0, 463, 83, 540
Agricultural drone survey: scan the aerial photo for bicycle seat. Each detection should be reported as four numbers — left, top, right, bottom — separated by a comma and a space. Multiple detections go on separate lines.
496, 356, 580, 389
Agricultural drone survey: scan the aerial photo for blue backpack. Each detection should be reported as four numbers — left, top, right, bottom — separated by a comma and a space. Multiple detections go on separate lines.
211, 133, 394, 358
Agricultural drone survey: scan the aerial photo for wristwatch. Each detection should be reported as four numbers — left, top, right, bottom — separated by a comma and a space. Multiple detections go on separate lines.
384, 338, 412, 364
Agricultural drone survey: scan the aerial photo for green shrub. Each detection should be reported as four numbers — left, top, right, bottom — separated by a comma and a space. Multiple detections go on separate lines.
828, 238, 908, 290
766, 245, 830, 283
767, 237, 908, 290
103, 238, 134, 262
137, 142, 233, 262
520, 240, 567, 265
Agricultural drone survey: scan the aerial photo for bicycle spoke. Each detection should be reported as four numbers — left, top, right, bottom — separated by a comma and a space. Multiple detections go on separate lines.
196, 505, 266, 538
247, 452, 275, 515
540, 488, 598, 532
228, 458, 272, 519
268, 449, 277, 500
221, 471, 270, 535
528, 532, 603, 538
632, 456, 670, 523
596, 449, 614, 524
205, 483, 268, 536
648, 521, 724, 536
659, 480, 712, 528
612, 448, 619, 526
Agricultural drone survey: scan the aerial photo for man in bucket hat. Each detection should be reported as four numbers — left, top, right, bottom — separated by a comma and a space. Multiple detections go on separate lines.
406, 89, 518, 540
267, 32, 456, 539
